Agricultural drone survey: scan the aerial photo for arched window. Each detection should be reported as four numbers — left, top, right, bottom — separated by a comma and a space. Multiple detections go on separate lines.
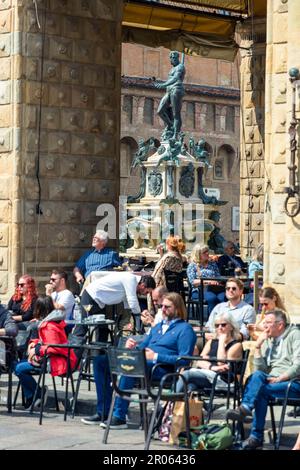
144, 98, 154, 125
123, 95, 133, 124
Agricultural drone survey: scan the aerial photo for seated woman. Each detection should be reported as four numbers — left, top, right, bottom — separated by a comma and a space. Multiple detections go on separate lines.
176, 311, 243, 393
8, 274, 38, 329
152, 236, 185, 288
14, 296, 77, 410
187, 244, 225, 315
247, 286, 287, 341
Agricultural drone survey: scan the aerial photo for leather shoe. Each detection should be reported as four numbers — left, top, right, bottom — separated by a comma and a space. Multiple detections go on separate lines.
241, 436, 263, 450
287, 406, 300, 418
81, 413, 107, 425
226, 404, 252, 423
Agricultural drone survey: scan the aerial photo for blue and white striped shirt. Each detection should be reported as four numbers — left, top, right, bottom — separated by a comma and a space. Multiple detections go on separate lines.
76, 248, 121, 277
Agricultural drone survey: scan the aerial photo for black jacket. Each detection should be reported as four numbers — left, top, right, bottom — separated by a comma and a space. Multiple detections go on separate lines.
217, 254, 247, 276
0, 304, 18, 337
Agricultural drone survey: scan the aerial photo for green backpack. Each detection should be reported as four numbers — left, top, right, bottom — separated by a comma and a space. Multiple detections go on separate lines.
178, 423, 233, 450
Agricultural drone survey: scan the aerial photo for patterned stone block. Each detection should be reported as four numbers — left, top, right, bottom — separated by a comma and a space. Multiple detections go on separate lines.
72, 86, 94, 108
0, 9, 11, 34
70, 179, 93, 201
0, 57, 10, 80
69, 226, 91, 248
0, 80, 11, 104
45, 13, 62, 36
0, 0, 11, 11
0, 104, 11, 127
82, 156, 103, 178
24, 177, 41, 200
83, 65, 104, 87
25, 81, 49, 105
26, 130, 48, 152
39, 154, 60, 176
0, 224, 8, 247
61, 63, 82, 84
61, 109, 84, 131
93, 179, 114, 200
48, 132, 71, 153
0, 33, 11, 57
48, 84, 72, 107
49, 36, 73, 61
0, 128, 11, 152
94, 135, 112, 155
60, 156, 82, 177
0, 247, 8, 270
71, 134, 94, 155
80, 202, 99, 224
62, 15, 82, 39
41, 107, 60, 129
48, 179, 68, 200
0, 272, 8, 295
43, 60, 61, 82
94, 90, 113, 110
46, 224, 71, 248
74, 39, 95, 64
84, 111, 102, 133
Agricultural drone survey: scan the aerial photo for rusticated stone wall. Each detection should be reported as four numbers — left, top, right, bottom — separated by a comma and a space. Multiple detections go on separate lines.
237, 18, 266, 260
263, 0, 300, 319
0, 0, 122, 299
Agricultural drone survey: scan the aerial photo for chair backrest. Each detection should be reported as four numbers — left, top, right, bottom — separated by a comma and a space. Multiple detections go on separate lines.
164, 270, 185, 296
107, 347, 148, 379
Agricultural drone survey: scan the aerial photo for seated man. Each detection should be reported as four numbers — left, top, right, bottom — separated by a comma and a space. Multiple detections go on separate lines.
226, 309, 300, 450
73, 230, 121, 284
81, 272, 156, 335
45, 270, 75, 321
205, 278, 256, 341
141, 286, 168, 329
81, 292, 196, 425
217, 241, 247, 277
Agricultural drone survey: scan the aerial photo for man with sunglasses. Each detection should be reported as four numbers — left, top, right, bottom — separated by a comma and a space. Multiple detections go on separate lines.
205, 278, 255, 341
45, 270, 75, 321
226, 309, 300, 450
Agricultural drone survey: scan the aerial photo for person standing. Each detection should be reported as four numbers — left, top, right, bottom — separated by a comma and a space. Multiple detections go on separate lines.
152, 236, 185, 288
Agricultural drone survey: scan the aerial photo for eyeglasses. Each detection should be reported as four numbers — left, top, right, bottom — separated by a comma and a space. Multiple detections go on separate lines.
215, 323, 228, 328
260, 302, 270, 306
226, 286, 237, 291
162, 304, 172, 310
50, 278, 59, 282
17, 283, 25, 287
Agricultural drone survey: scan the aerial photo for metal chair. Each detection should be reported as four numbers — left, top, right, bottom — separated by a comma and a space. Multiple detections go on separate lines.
268, 378, 300, 449
164, 269, 186, 299
103, 347, 191, 450
0, 336, 17, 413
180, 349, 250, 424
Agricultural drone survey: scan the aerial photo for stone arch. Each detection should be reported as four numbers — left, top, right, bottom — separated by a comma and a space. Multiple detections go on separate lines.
120, 136, 139, 196
216, 144, 236, 179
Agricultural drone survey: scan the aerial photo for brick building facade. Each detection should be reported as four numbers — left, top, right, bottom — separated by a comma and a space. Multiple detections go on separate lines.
120, 44, 240, 244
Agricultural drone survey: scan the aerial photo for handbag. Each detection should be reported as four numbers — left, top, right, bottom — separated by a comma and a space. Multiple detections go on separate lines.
169, 394, 203, 445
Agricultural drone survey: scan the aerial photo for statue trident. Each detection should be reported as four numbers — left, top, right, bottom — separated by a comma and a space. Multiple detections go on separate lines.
155, 51, 185, 141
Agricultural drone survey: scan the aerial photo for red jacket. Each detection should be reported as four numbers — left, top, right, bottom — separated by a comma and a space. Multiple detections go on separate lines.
31, 317, 77, 376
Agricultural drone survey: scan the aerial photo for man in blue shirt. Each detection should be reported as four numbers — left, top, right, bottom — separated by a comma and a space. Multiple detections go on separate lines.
81, 292, 196, 426
73, 230, 121, 284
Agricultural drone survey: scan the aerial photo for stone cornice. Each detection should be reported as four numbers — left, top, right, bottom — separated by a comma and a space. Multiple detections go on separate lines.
121, 76, 240, 101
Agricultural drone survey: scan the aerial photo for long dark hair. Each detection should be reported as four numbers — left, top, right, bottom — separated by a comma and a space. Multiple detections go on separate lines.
34, 296, 55, 320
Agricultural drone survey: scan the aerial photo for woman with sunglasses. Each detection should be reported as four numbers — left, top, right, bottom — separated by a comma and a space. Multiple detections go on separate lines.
8, 275, 38, 329
176, 311, 243, 393
247, 286, 287, 341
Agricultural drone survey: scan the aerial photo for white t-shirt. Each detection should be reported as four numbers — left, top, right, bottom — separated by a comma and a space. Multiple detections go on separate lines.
51, 289, 75, 320
85, 272, 141, 314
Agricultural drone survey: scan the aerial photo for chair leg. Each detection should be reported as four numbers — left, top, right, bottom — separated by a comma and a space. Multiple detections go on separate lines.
39, 363, 47, 425
13, 381, 21, 409
141, 401, 149, 441
275, 400, 289, 450
144, 398, 161, 451
71, 354, 86, 418
7, 368, 12, 413
102, 391, 117, 444
269, 404, 277, 446
52, 375, 59, 411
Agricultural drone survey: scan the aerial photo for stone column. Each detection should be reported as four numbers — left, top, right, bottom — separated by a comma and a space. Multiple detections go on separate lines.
0, 0, 122, 298
264, 0, 300, 318
237, 18, 266, 259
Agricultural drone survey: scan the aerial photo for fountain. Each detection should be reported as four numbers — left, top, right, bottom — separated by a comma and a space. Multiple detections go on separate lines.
121, 51, 227, 259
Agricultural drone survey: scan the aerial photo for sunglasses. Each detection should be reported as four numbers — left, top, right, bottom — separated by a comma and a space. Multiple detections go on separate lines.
226, 286, 237, 291
17, 283, 25, 287
50, 278, 59, 282
215, 323, 228, 328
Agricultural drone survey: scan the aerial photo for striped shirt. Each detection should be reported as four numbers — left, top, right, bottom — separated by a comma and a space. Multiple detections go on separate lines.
76, 248, 121, 277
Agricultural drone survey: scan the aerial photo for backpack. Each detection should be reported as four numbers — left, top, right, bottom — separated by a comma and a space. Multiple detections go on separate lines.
178, 422, 233, 450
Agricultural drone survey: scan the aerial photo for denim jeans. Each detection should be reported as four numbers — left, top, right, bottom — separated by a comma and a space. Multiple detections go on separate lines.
14, 359, 41, 399
242, 370, 300, 442
192, 288, 225, 315
176, 368, 211, 393
93, 354, 113, 418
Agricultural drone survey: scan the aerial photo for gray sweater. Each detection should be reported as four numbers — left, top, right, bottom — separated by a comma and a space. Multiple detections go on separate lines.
254, 325, 300, 379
